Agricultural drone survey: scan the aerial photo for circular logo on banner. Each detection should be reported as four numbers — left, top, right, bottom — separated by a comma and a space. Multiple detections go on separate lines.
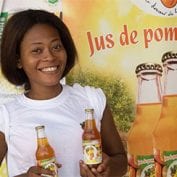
167, 160, 177, 177
130, 0, 177, 17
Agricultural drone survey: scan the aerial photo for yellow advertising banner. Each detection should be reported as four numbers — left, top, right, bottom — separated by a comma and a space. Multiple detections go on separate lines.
63, 0, 177, 97
63, 1, 177, 176
63, 0, 177, 130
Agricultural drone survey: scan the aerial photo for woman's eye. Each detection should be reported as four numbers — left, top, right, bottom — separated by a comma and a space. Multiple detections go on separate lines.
53, 43, 63, 50
31, 48, 42, 54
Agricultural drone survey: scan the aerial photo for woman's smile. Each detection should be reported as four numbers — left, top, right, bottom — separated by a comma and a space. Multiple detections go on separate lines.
40, 66, 58, 72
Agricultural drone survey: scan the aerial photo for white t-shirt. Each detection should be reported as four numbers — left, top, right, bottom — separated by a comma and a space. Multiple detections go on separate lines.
0, 83, 106, 177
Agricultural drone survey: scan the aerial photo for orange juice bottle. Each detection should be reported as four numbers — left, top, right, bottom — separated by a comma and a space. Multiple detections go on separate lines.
153, 51, 177, 177
127, 63, 163, 177
82, 108, 102, 168
35, 125, 58, 177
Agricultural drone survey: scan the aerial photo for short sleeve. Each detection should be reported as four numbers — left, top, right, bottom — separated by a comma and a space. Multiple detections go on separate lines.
84, 85, 106, 130
0, 105, 9, 134
85, 86, 106, 118
72, 83, 106, 130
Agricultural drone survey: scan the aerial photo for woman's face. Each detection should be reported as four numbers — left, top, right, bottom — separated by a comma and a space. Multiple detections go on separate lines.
19, 23, 67, 90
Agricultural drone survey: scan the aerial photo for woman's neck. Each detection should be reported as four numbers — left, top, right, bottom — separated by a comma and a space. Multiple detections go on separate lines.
25, 84, 63, 100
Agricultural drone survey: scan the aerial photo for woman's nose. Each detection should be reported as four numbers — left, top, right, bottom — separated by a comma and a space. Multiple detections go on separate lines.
42, 49, 55, 61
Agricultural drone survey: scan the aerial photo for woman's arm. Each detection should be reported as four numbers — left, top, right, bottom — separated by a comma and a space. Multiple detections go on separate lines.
0, 132, 7, 165
101, 104, 128, 176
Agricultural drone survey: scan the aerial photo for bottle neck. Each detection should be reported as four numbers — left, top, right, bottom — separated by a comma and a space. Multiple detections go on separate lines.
137, 72, 162, 104
36, 127, 48, 146
163, 61, 177, 96
84, 110, 97, 129
85, 111, 94, 120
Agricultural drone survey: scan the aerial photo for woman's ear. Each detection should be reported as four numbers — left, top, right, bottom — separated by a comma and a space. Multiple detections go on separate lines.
17, 59, 22, 69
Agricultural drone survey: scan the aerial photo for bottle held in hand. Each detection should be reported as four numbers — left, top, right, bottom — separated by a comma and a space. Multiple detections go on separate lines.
82, 108, 102, 168
35, 125, 58, 177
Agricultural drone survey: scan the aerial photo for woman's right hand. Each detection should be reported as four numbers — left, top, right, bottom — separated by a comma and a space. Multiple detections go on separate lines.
15, 163, 61, 177
26, 166, 55, 177
15, 166, 56, 177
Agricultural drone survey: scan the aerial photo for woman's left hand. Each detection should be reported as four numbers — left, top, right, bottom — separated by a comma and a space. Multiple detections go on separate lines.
80, 152, 110, 177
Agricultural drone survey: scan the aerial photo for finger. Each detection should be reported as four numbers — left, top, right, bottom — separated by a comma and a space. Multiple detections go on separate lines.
91, 168, 103, 177
56, 162, 62, 168
27, 171, 40, 177
79, 160, 95, 177
27, 166, 55, 176
27, 166, 41, 176
102, 153, 110, 165
80, 160, 88, 177
93, 166, 110, 177
96, 153, 110, 173
97, 164, 106, 173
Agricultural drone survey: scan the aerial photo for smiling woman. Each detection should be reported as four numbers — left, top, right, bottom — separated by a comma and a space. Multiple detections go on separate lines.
0, 9, 127, 177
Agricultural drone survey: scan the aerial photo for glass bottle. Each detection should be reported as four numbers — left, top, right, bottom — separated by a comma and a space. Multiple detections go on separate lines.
153, 51, 177, 177
82, 108, 102, 168
127, 63, 163, 177
35, 125, 58, 177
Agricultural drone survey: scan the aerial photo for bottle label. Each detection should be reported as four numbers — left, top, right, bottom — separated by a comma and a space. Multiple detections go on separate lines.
83, 139, 102, 165
128, 154, 155, 177
164, 150, 177, 177
137, 155, 155, 177
154, 148, 177, 177
37, 157, 58, 177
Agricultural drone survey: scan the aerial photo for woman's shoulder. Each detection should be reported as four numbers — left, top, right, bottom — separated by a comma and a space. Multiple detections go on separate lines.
67, 83, 106, 113
68, 83, 105, 97
0, 94, 22, 111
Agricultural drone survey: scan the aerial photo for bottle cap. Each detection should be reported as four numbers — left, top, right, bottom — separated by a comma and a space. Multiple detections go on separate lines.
85, 108, 94, 113
162, 51, 177, 63
135, 63, 163, 75
35, 125, 45, 131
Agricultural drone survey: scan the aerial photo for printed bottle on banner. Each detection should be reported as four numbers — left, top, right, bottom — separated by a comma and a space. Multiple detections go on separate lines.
35, 125, 58, 177
82, 108, 102, 168
153, 51, 177, 177
127, 63, 163, 177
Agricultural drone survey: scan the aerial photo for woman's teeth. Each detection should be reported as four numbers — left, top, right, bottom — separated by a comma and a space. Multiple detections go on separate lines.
41, 66, 57, 72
